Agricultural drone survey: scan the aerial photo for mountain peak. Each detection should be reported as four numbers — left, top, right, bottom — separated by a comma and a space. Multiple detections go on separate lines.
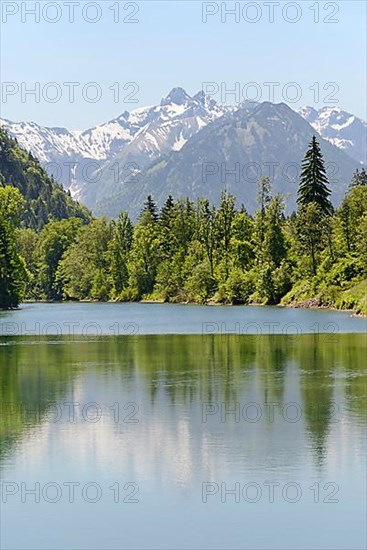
253, 101, 295, 117
193, 90, 206, 103
298, 105, 318, 122
161, 87, 191, 106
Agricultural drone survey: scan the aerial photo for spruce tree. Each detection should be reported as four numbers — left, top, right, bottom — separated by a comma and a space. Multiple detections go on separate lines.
160, 195, 175, 227
297, 136, 333, 216
139, 195, 158, 224
350, 168, 367, 188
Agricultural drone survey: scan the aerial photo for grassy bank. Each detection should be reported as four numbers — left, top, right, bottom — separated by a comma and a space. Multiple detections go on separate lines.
281, 278, 367, 316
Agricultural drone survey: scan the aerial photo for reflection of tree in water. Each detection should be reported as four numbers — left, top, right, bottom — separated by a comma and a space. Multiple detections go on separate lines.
0, 333, 365, 465
296, 334, 367, 467
340, 335, 367, 421
298, 336, 333, 466
0, 336, 77, 459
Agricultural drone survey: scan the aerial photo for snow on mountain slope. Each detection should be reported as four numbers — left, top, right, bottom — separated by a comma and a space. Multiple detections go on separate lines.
93, 102, 361, 220
298, 106, 366, 164
0, 113, 139, 163
0, 87, 228, 198
78, 88, 230, 207
1, 92, 365, 208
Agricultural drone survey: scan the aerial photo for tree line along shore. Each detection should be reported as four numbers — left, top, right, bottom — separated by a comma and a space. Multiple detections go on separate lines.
1, 129, 366, 313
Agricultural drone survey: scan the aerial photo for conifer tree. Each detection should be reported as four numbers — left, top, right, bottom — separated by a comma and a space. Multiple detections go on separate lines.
297, 136, 333, 216
140, 195, 158, 224
349, 168, 367, 188
160, 195, 175, 227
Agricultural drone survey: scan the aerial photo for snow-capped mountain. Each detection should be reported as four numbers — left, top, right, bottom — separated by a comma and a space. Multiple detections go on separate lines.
1, 89, 365, 216
0, 88, 228, 198
79, 88, 231, 207
298, 106, 366, 164
104, 102, 359, 220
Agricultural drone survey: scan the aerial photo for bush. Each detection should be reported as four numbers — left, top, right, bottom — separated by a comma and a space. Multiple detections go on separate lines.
215, 268, 255, 304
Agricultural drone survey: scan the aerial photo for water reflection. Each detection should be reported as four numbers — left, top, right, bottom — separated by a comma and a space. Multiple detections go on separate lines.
1, 334, 366, 550
1, 334, 366, 473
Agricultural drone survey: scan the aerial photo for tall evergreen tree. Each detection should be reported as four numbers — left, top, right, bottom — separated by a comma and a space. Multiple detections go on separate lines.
160, 195, 175, 227
140, 195, 158, 224
297, 136, 333, 216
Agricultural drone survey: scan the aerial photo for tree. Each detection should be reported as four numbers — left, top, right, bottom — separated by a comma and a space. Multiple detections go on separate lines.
349, 168, 367, 188
17, 228, 38, 298
160, 195, 175, 227
140, 195, 158, 224
36, 218, 83, 300
254, 195, 289, 304
57, 218, 112, 301
337, 184, 367, 255
297, 136, 333, 216
296, 202, 326, 275
0, 127, 91, 230
215, 191, 236, 278
129, 213, 162, 298
159, 195, 176, 256
253, 177, 272, 265
108, 212, 133, 297
262, 195, 287, 268
0, 187, 27, 309
196, 199, 216, 276
257, 176, 271, 216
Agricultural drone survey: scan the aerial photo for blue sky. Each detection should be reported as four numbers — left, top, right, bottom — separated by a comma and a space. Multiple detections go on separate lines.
1, 0, 366, 129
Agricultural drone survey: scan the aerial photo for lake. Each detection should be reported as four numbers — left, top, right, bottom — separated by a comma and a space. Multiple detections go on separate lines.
0, 304, 366, 549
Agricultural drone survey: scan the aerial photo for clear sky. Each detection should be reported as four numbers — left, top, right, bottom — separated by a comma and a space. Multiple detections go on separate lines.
1, 0, 366, 129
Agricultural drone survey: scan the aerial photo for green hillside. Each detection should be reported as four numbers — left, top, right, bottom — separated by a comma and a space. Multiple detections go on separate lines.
0, 127, 91, 229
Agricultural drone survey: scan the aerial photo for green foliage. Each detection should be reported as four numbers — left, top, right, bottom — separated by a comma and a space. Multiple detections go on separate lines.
1, 136, 365, 314
35, 218, 83, 300
297, 135, 333, 216
0, 187, 28, 308
139, 194, 159, 224
108, 212, 133, 298
56, 218, 112, 301
0, 127, 91, 229
295, 203, 328, 275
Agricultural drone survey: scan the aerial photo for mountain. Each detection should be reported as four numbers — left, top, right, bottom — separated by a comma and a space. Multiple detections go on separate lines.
0, 128, 90, 229
94, 102, 360, 219
298, 106, 366, 164
79, 88, 230, 208
1, 89, 364, 219
0, 88, 229, 203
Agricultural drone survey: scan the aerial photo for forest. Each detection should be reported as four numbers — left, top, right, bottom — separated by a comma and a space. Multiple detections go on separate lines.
1, 130, 366, 313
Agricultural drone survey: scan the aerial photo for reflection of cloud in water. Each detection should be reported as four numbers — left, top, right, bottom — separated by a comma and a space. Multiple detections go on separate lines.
8, 371, 366, 492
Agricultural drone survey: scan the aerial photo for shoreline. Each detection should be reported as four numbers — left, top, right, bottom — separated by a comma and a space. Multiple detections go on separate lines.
17, 298, 366, 317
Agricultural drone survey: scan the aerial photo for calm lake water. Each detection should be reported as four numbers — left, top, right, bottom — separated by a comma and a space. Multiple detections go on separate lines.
0, 304, 366, 549
0, 302, 366, 335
